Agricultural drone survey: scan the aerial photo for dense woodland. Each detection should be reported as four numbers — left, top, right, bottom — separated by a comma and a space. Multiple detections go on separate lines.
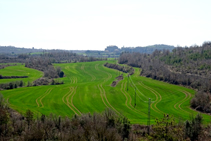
119, 42, 211, 114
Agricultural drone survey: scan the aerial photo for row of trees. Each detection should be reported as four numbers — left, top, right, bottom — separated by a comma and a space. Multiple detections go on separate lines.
0, 75, 28, 79
0, 63, 18, 69
0, 80, 24, 90
104, 62, 134, 75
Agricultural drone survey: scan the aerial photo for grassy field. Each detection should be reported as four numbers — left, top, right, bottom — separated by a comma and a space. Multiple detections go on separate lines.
0, 65, 43, 85
1, 60, 210, 124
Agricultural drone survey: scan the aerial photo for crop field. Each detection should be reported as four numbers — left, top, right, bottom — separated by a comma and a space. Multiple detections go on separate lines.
1, 60, 210, 124
0, 64, 43, 85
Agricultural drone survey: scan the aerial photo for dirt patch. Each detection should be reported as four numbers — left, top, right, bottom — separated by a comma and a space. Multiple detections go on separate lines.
111, 74, 123, 87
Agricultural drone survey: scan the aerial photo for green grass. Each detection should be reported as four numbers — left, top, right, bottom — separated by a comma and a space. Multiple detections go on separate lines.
0, 65, 43, 85
1, 61, 211, 124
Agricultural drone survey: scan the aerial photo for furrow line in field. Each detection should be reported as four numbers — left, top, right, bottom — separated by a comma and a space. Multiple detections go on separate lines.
138, 82, 163, 114
97, 84, 109, 109
65, 87, 80, 115
177, 90, 193, 114
138, 82, 159, 114
95, 64, 99, 71
75, 77, 77, 84
40, 88, 53, 108
121, 82, 129, 107
100, 84, 120, 114
36, 88, 51, 107
95, 64, 119, 113
71, 77, 75, 84
72, 77, 75, 83
81, 64, 96, 81
7, 90, 26, 104
95, 64, 109, 108
121, 81, 147, 117
123, 82, 149, 117
70, 87, 82, 115
62, 87, 73, 105
173, 90, 188, 111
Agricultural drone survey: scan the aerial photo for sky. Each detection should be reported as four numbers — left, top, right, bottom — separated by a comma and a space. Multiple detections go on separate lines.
0, 0, 211, 50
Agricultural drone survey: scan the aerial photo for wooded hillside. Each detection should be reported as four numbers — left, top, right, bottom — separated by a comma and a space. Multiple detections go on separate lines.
119, 42, 211, 113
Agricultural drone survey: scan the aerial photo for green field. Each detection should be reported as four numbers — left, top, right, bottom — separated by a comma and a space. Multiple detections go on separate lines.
1, 60, 210, 124
0, 64, 43, 85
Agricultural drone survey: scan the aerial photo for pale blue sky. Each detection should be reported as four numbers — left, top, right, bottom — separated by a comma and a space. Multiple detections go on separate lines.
0, 0, 211, 50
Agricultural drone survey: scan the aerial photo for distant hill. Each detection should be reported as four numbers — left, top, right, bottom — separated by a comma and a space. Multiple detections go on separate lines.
0, 46, 45, 54
0, 44, 175, 58
105, 44, 175, 54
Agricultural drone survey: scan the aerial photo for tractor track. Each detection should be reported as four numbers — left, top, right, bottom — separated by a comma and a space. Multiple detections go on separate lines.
121, 81, 148, 117
95, 64, 119, 114
62, 87, 81, 115
177, 90, 192, 114
81, 64, 96, 81
138, 82, 163, 114
36, 88, 52, 107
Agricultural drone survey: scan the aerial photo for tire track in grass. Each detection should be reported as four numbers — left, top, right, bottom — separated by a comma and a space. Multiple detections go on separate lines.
98, 84, 109, 109
71, 77, 77, 84
177, 90, 193, 114
95, 64, 99, 70
120, 82, 129, 107
100, 84, 119, 114
6, 89, 41, 115
75, 77, 77, 84
95, 64, 119, 114
62, 87, 73, 105
138, 82, 160, 114
62, 87, 80, 115
7, 90, 27, 104
70, 87, 82, 115
39, 88, 53, 108
69, 76, 72, 84
138, 82, 163, 114
36, 88, 51, 107
71, 77, 75, 84
173, 90, 188, 111
120, 81, 148, 117
72, 77, 74, 83
81, 64, 96, 81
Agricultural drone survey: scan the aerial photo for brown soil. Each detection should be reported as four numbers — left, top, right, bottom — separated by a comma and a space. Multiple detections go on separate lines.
111, 74, 123, 87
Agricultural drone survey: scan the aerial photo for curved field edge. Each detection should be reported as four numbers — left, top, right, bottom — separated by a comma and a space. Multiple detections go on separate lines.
1, 61, 210, 124
0, 65, 43, 85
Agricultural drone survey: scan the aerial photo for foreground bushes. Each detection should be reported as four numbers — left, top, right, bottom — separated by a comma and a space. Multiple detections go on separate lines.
0, 95, 131, 140
0, 80, 24, 90
0, 93, 211, 141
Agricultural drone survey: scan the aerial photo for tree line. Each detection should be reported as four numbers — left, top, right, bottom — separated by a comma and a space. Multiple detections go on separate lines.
104, 62, 134, 75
